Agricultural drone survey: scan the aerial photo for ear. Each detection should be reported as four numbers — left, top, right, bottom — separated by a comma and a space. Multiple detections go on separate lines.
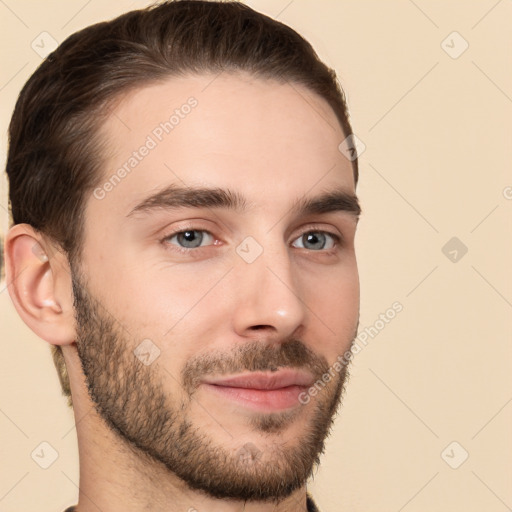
4, 224, 76, 346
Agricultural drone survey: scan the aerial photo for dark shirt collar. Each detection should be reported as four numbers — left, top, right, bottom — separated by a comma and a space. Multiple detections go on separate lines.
65, 494, 320, 512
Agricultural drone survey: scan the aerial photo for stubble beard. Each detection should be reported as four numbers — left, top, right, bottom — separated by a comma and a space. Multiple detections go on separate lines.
70, 266, 354, 503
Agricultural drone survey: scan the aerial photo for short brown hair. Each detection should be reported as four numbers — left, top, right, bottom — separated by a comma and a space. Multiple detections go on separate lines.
6, 0, 358, 408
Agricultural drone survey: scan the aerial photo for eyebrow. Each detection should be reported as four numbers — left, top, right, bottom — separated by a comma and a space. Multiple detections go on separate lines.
126, 185, 361, 220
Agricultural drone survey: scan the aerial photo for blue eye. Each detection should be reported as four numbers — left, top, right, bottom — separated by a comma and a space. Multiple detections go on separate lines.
292, 231, 340, 251
161, 228, 342, 254
164, 229, 214, 249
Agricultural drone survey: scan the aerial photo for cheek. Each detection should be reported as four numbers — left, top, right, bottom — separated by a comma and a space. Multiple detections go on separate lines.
305, 262, 359, 349
304, 255, 359, 307
108, 265, 229, 362
89, 250, 209, 326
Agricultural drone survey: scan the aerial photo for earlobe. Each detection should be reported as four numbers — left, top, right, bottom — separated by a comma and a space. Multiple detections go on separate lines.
4, 224, 76, 346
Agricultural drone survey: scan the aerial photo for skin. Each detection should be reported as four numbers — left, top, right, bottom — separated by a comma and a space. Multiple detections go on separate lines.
5, 71, 360, 512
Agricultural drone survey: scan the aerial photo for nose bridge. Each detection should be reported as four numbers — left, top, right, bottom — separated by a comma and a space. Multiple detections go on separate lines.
231, 231, 306, 335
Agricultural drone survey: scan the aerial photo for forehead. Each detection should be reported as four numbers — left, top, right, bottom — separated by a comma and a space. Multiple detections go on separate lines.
90, 72, 355, 220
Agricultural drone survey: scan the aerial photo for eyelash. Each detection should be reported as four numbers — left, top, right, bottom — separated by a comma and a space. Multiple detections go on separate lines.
159, 226, 343, 255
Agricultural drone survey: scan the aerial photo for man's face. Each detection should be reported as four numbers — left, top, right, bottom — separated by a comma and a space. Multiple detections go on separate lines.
72, 72, 359, 501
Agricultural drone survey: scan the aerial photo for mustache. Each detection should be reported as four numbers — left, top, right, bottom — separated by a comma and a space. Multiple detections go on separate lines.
181, 338, 330, 395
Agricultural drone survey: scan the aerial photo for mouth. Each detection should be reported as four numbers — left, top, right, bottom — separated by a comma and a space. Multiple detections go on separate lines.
201, 369, 315, 412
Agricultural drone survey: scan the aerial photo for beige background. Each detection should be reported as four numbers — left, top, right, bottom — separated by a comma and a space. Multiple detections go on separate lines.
1, 1, 511, 511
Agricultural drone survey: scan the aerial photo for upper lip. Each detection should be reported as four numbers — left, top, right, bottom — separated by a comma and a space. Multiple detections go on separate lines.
202, 370, 315, 390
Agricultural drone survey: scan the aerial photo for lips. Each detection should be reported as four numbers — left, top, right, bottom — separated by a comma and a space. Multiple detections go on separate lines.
201, 370, 316, 411
202, 369, 315, 390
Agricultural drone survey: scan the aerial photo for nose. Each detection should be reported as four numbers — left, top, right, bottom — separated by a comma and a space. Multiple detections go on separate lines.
230, 238, 306, 341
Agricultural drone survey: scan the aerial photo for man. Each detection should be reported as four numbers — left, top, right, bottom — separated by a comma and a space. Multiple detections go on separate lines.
4, 1, 361, 511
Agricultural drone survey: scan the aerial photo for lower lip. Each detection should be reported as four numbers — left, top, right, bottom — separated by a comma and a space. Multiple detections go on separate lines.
202, 384, 308, 411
